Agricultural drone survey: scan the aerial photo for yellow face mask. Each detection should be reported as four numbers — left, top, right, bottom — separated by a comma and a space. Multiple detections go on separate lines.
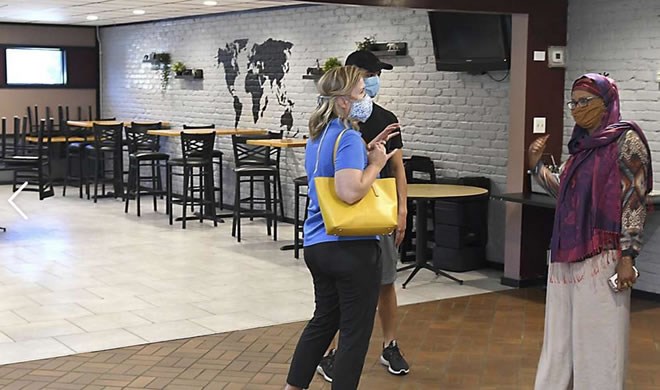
572, 100, 605, 130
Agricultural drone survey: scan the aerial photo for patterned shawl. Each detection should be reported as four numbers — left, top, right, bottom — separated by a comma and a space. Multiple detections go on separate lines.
551, 73, 652, 263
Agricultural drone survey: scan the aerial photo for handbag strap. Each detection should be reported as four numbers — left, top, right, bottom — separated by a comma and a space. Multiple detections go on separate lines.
312, 121, 367, 176
313, 122, 348, 176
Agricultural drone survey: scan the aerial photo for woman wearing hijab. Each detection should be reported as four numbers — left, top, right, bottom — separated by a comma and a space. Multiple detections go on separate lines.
529, 73, 652, 390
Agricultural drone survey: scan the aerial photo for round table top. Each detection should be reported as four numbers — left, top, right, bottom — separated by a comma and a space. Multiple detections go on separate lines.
407, 183, 489, 199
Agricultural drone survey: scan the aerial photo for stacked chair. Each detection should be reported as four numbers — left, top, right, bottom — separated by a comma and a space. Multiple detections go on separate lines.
1, 117, 54, 200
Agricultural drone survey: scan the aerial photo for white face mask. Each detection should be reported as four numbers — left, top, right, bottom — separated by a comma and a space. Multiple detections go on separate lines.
348, 94, 373, 122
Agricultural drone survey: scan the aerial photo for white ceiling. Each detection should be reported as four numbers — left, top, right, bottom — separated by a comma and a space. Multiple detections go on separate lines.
0, 0, 312, 26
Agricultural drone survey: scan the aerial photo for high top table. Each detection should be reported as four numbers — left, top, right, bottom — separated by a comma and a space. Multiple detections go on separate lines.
398, 183, 489, 288
245, 138, 307, 148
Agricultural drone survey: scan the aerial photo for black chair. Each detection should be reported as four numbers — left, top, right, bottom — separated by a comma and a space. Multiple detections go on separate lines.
400, 155, 437, 262
6, 115, 34, 157
293, 175, 310, 259
0, 117, 6, 160
124, 127, 169, 216
125, 122, 163, 195
167, 131, 218, 229
0, 116, 27, 166
231, 133, 281, 242
2, 118, 55, 200
85, 123, 123, 202
0, 116, 25, 159
63, 115, 116, 198
183, 124, 225, 210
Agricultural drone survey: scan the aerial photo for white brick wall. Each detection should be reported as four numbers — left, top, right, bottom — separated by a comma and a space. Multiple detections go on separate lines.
566, 0, 660, 293
100, 5, 510, 263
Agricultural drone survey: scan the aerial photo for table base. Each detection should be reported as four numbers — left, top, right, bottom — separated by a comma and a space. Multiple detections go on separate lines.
397, 262, 463, 289
280, 244, 295, 251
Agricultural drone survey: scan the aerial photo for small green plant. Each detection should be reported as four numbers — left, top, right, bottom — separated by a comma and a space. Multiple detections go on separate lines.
171, 61, 187, 75
161, 66, 170, 91
154, 53, 171, 91
356, 35, 376, 51
323, 57, 342, 73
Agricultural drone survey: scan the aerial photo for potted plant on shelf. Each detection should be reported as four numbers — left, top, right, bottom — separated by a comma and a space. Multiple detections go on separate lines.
172, 61, 187, 76
323, 57, 342, 73
151, 52, 171, 90
356, 35, 376, 51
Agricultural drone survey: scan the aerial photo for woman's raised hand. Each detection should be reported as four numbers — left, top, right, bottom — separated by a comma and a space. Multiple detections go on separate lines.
367, 123, 400, 151
368, 140, 398, 169
528, 135, 550, 170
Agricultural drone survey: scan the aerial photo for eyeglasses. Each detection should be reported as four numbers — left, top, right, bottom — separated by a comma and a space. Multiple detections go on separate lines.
567, 96, 599, 110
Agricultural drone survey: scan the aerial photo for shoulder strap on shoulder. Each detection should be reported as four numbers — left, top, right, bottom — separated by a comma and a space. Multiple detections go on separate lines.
332, 128, 350, 166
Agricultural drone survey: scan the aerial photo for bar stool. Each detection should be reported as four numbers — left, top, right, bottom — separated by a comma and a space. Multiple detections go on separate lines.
124, 127, 169, 216
400, 155, 437, 262
231, 133, 281, 242
183, 124, 224, 210
85, 123, 123, 202
127, 122, 164, 196
293, 175, 310, 259
167, 131, 218, 229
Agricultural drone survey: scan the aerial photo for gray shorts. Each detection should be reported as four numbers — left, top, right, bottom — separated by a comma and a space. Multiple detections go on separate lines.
379, 234, 398, 285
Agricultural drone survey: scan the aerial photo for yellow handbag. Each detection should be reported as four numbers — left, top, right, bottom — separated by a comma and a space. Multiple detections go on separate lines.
314, 128, 398, 236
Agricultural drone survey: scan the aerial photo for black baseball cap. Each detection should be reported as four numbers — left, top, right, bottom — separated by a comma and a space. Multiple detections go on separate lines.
345, 50, 393, 73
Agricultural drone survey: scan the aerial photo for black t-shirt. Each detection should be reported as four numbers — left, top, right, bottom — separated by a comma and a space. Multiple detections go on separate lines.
358, 103, 403, 178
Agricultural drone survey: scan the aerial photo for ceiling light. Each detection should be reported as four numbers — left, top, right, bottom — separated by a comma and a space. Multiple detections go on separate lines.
133, 9, 146, 15
203, 0, 218, 5
86, 15, 99, 21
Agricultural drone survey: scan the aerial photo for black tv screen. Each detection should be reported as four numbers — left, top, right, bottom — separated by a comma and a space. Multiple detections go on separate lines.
428, 12, 511, 73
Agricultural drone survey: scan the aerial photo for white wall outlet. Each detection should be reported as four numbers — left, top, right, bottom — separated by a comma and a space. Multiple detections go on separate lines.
533, 117, 546, 134
533, 51, 546, 62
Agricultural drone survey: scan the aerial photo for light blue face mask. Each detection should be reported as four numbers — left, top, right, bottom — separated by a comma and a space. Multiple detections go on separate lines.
364, 76, 380, 98
349, 94, 373, 122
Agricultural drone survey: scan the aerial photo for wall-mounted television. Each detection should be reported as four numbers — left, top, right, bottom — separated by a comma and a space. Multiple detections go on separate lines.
5, 47, 67, 85
428, 11, 511, 74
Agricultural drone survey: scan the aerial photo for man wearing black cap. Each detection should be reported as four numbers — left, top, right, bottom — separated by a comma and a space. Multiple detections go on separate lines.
316, 50, 410, 382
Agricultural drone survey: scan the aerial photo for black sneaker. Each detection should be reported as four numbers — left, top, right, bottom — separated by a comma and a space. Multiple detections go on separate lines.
316, 349, 335, 383
380, 340, 410, 375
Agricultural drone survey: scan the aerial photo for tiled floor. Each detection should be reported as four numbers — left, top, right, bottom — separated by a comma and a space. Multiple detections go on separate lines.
0, 185, 509, 366
0, 288, 659, 389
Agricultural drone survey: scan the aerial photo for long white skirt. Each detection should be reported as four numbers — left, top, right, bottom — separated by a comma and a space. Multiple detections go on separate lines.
534, 251, 630, 390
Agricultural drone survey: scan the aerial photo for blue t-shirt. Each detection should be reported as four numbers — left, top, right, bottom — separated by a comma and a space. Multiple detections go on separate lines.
303, 118, 378, 247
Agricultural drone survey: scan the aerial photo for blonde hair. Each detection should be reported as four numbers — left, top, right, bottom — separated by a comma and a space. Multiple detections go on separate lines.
308, 65, 365, 139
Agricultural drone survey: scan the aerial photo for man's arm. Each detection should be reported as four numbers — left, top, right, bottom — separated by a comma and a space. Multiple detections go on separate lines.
390, 149, 407, 247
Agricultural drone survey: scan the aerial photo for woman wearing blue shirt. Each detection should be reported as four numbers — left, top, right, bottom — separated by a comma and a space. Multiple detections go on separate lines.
285, 66, 398, 390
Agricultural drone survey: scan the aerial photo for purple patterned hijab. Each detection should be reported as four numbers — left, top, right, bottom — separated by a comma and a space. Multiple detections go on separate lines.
551, 73, 652, 263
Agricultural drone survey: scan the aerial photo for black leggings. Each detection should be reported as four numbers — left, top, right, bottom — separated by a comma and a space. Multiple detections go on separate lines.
287, 240, 381, 390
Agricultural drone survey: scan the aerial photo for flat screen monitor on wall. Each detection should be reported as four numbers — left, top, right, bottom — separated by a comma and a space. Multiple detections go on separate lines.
5, 47, 67, 85
428, 11, 512, 74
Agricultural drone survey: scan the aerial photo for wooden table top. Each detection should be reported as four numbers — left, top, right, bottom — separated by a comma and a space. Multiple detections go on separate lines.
407, 183, 488, 199
246, 138, 307, 148
25, 135, 95, 143
67, 120, 171, 128
147, 128, 268, 137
